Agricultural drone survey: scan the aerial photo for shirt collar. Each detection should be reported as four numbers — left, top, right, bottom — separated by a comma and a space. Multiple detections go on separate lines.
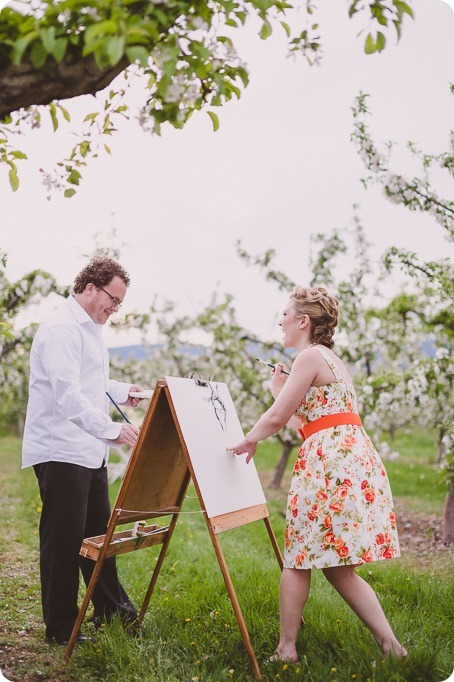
67, 294, 97, 327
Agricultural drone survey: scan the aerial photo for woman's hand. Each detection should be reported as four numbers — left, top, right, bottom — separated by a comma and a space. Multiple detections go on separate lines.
227, 437, 257, 464
270, 363, 288, 399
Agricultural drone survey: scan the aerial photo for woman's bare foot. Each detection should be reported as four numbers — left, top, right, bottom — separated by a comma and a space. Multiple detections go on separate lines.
269, 648, 299, 663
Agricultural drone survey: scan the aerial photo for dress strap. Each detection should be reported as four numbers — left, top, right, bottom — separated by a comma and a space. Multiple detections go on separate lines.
314, 346, 344, 382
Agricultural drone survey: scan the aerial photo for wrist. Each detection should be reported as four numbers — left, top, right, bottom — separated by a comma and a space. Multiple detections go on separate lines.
245, 433, 257, 444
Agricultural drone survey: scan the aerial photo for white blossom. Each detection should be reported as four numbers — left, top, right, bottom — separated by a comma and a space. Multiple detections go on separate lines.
192, 17, 209, 31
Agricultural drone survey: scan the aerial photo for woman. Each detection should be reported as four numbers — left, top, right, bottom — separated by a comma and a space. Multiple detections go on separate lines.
228, 286, 406, 663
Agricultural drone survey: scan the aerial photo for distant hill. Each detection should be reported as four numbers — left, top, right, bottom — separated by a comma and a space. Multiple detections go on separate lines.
108, 343, 204, 361
109, 338, 436, 363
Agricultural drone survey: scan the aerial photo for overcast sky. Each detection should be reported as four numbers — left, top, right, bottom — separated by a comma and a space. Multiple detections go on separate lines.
2, 0, 453, 347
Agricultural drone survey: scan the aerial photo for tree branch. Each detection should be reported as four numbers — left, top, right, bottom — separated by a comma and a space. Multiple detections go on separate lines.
0, 53, 128, 118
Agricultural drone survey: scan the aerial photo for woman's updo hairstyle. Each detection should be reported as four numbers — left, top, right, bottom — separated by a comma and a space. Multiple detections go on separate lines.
290, 286, 338, 349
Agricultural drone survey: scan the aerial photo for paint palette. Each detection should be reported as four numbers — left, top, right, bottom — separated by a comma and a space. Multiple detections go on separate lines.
128, 390, 153, 398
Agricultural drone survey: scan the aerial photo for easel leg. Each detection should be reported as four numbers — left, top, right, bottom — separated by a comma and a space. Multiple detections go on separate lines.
207, 527, 262, 680
64, 511, 120, 660
263, 516, 283, 570
64, 554, 105, 660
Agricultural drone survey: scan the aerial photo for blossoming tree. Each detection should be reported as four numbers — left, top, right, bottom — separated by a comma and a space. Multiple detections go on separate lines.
0, 0, 413, 194
0, 267, 70, 432
351, 91, 454, 543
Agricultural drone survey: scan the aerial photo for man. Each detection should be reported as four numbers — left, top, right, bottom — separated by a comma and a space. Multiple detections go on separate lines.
22, 257, 144, 645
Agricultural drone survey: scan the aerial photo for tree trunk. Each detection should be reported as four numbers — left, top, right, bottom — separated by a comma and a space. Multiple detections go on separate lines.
15, 413, 25, 438
269, 441, 294, 490
441, 478, 454, 545
437, 427, 446, 465
0, 53, 128, 118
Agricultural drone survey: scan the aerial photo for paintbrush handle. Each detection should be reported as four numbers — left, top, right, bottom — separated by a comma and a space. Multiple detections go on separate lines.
106, 392, 132, 424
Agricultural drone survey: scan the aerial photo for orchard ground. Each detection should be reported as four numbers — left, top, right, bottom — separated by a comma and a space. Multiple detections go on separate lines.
0, 429, 453, 682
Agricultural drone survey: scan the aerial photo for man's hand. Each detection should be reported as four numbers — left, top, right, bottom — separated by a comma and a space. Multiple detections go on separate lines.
109, 424, 140, 447
125, 384, 145, 407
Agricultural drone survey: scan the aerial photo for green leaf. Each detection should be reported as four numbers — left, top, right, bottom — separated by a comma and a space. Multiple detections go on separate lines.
68, 170, 81, 185
107, 35, 125, 66
64, 188, 76, 198
84, 20, 119, 45
236, 66, 249, 88
394, 0, 414, 18
57, 104, 70, 122
48, 102, 58, 132
393, 18, 402, 40
8, 166, 19, 192
39, 26, 56, 53
207, 110, 219, 132
11, 31, 39, 65
82, 36, 109, 59
189, 40, 211, 59
376, 31, 386, 51
52, 37, 68, 62
348, 0, 360, 17
364, 33, 377, 54
79, 141, 90, 158
104, 144, 112, 155
30, 40, 47, 68
10, 150, 27, 159
259, 20, 272, 40
280, 21, 291, 38
125, 45, 149, 67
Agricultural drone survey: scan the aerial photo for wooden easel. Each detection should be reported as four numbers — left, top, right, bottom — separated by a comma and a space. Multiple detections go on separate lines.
64, 379, 283, 679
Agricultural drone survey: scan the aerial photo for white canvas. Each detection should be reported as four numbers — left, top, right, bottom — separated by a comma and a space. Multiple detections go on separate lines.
165, 376, 267, 518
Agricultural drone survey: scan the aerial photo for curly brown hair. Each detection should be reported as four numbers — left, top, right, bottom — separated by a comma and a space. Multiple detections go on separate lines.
73, 257, 130, 294
290, 285, 338, 349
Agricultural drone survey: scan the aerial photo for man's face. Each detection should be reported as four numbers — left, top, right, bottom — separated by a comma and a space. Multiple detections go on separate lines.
83, 275, 127, 324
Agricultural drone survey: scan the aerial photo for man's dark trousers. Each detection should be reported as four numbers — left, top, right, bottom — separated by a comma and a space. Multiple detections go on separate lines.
34, 460, 137, 640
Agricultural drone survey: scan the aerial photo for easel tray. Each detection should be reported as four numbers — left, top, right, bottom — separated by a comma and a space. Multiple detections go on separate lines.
80, 524, 169, 560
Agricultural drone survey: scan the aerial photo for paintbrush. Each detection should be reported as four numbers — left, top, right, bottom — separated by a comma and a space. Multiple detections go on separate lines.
256, 358, 289, 375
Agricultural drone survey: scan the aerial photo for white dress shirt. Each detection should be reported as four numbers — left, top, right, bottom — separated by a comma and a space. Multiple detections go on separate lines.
22, 295, 130, 469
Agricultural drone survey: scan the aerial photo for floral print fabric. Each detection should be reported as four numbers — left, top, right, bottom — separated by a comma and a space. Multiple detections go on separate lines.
284, 347, 400, 569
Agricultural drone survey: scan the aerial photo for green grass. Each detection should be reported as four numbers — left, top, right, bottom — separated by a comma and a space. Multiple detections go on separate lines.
1, 431, 453, 682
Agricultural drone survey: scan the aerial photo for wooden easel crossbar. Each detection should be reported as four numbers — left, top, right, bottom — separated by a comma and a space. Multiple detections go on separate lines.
64, 379, 284, 680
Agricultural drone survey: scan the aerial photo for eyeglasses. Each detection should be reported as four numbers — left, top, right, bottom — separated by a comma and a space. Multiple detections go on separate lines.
97, 286, 123, 308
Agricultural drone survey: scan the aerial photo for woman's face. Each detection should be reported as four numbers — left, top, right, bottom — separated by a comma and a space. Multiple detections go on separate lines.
279, 299, 302, 348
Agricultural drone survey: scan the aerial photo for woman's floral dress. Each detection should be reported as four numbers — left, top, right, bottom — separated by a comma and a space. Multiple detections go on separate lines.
284, 346, 400, 569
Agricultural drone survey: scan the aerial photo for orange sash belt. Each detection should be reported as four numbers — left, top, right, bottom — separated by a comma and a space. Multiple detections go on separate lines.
298, 412, 362, 442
